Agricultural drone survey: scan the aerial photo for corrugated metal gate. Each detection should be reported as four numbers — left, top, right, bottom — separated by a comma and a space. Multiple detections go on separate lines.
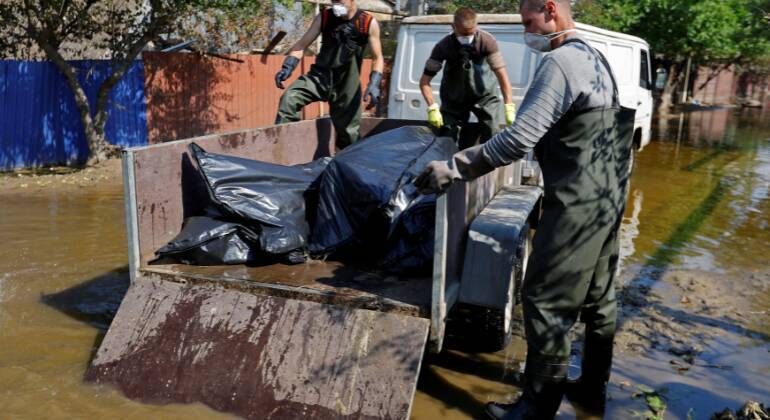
0, 54, 377, 170
0, 60, 147, 170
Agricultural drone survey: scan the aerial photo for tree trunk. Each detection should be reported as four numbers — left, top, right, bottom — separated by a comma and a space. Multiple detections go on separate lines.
32, 13, 161, 167
85, 118, 111, 166
658, 63, 682, 116
37, 40, 113, 166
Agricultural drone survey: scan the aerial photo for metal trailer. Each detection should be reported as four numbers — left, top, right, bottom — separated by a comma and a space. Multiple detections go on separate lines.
86, 117, 542, 419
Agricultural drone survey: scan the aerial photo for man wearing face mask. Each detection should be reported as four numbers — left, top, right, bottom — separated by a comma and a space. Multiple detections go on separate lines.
419, 7, 516, 148
414, 0, 635, 419
273, 0, 384, 149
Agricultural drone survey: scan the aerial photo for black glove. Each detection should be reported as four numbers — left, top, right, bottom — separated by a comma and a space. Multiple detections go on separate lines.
364, 71, 383, 109
413, 145, 495, 195
275, 56, 300, 89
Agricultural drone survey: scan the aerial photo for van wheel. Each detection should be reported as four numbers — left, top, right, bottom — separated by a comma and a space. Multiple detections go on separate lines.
444, 224, 531, 353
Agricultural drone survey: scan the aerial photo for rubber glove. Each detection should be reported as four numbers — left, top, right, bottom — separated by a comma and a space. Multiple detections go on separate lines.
505, 103, 517, 125
275, 56, 300, 89
427, 103, 443, 129
364, 71, 383, 109
413, 145, 495, 195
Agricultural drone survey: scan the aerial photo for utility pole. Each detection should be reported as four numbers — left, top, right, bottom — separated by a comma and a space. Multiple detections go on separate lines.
407, 0, 426, 15
681, 55, 692, 104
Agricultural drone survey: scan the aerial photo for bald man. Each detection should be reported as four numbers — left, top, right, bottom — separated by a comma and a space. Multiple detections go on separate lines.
414, 1, 635, 418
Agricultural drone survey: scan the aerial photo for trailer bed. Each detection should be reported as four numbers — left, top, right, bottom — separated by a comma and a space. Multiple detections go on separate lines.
142, 262, 432, 317
87, 118, 522, 419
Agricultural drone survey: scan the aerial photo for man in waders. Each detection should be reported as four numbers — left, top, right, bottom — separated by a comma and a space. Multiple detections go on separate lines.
414, 0, 635, 418
420, 7, 517, 148
274, 0, 384, 149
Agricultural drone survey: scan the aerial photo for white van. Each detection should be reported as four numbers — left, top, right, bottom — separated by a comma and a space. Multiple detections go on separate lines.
387, 14, 654, 153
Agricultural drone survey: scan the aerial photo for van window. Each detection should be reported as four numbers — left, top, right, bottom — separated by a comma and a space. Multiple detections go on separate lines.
608, 44, 634, 86
639, 50, 651, 90
495, 34, 533, 87
410, 30, 449, 85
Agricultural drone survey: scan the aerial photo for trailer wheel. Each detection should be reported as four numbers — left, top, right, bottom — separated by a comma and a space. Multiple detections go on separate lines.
445, 224, 531, 353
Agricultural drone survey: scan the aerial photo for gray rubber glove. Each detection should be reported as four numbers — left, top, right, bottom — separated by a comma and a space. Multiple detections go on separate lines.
413, 145, 495, 195
364, 71, 383, 109
275, 56, 300, 89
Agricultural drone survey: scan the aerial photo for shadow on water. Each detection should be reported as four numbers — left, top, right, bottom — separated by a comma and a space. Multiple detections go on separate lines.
38, 266, 131, 377
40, 266, 130, 332
680, 147, 738, 172
643, 177, 729, 270
415, 362, 488, 418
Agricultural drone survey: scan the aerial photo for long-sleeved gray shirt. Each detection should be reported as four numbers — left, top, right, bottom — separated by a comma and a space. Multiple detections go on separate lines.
481, 35, 616, 167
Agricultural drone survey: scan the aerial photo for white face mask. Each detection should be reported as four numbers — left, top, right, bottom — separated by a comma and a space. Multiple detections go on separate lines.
331, 4, 348, 18
524, 29, 576, 52
456, 34, 475, 46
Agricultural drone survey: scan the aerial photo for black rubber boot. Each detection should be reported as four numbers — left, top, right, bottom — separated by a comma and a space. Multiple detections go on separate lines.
484, 397, 537, 420
485, 354, 568, 420
565, 334, 614, 415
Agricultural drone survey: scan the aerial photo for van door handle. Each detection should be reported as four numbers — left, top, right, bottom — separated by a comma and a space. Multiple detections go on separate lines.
395, 93, 406, 102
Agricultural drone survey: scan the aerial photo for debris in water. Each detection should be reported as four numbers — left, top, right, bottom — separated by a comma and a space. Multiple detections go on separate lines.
711, 401, 769, 420
669, 359, 690, 373
631, 385, 667, 420
669, 344, 701, 364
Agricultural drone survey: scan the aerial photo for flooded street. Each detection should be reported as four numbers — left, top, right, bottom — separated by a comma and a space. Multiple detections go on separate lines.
1, 108, 769, 419
0, 177, 234, 418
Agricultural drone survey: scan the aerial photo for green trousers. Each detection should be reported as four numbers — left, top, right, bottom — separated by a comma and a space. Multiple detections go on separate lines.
522, 209, 621, 374
439, 94, 502, 149
524, 104, 634, 380
276, 66, 362, 149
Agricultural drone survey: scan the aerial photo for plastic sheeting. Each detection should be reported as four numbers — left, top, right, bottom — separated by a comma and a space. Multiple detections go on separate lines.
155, 216, 259, 265
155, 143, 330, 265
155, 127, 455, 272
308, 126, 457, 272
189, 143, 330, 255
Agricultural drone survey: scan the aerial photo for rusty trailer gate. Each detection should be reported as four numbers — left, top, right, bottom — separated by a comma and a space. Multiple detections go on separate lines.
86, 118, 521, 419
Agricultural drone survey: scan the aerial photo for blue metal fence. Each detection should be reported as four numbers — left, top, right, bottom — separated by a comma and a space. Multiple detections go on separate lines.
0, 60, 148, 171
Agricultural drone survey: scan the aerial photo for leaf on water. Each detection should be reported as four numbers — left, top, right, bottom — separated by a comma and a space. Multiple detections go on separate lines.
647, 394, 666, 413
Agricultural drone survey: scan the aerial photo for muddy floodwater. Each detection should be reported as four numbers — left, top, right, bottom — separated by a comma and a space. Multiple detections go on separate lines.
1, 108, 769, 419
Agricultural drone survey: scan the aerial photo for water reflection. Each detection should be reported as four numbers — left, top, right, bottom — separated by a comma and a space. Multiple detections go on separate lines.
619, 189, 643, 266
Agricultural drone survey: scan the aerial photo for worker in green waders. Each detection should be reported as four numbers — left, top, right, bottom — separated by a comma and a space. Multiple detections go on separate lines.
273, 0, 384, 150
420, 7, 517, 149
415, 0, 635, 419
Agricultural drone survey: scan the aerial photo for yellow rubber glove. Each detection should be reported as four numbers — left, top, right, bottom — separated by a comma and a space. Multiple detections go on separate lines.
427, 103, 443, 128
505, 103, 517, 125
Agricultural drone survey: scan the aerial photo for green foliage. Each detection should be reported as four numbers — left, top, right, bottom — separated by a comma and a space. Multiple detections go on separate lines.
428, 0, 520, 14
573, 0, 640, 32
574, 0, 770, 67
0, 1, 287, 60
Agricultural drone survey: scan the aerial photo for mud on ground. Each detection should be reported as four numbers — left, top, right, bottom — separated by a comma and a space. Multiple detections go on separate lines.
616, 268, 770, 364
0, 158, 122, 194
